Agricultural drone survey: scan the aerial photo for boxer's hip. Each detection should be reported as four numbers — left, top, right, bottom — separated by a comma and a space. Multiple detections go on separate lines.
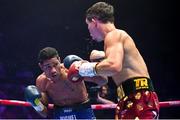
117, 77, 154, 100
53, 99, 95, 119
116, 77, 160, 119
54, 99, 91, 111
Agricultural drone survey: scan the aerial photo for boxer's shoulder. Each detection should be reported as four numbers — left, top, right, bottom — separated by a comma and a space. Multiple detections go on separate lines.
36, 73, 48, 91
36, 73, 47, 81
105, 29, 123, 42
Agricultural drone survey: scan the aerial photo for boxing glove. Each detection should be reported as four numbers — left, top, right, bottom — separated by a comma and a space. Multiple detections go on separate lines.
67, 61, 84, 82
63, 55, 84, 82
68, 60, 97, 82
63, 55, 83, 69
90, 50, 105, 62
24, 85, 45, 112
63, 55, 98, 82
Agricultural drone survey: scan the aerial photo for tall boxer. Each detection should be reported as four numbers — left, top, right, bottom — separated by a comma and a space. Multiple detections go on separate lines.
66, 2, 160, 119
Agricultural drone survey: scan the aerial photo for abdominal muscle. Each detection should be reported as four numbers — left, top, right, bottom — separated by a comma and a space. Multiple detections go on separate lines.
112, 67, 150, 86
112, 49, 150, 86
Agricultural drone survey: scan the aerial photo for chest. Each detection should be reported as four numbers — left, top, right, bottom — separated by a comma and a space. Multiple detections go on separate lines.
46, 80, 76, 94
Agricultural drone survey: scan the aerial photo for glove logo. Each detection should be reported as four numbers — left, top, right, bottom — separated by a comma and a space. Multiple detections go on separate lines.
34, 98, 40, 105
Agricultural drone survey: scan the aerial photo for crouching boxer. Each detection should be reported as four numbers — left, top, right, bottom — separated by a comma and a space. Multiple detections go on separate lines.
25, 47, 108, 119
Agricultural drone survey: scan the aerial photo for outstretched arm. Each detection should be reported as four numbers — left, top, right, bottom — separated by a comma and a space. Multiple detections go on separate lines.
83, 76, 108, 86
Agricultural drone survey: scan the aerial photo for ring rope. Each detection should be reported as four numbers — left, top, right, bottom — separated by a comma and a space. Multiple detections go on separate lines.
0, 99, 180, 110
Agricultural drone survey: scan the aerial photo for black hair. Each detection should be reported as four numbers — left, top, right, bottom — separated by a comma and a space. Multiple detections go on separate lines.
86, 2, 114, 23
38, 47, 59, 64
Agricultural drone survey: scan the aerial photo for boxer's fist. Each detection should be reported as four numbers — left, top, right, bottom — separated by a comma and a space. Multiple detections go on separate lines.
67, 61, 84, 82
68, 60, 97, 82
63, 55, 83, 69
63, 55, 84, 82
90, 50, 105, 62
24, 85, 45, 112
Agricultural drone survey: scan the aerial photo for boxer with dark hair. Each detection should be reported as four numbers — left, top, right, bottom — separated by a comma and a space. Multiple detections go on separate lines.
65, 2, 160, 119
25, 47, 107, 119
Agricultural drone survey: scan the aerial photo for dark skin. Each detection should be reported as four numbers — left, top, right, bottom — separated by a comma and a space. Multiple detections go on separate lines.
36, 57, 108, 117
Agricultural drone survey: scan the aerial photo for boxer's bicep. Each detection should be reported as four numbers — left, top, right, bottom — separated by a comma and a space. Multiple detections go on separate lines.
36, 75, 48, 106
36, 76, 44, 92
105, 35, 124, 71
95, 35, 123, 76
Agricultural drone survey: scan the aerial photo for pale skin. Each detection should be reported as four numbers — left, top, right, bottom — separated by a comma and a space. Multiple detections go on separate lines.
36, 57, 107, 117
86, 18, 150, 86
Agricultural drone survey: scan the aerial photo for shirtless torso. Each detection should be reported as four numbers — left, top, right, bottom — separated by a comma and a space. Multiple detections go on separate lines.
104, 29, 150, 86
36, 66, 88, 106
85, 2, 159, 119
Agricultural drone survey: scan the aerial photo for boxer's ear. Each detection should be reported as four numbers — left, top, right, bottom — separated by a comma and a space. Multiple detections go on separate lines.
38, 63, 43, 71
91, 18, 98, 27
57, 56, 61, 63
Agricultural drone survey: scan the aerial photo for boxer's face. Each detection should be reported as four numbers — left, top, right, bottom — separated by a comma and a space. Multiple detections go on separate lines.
39, 57, 61, 80
86, 18, 103, 42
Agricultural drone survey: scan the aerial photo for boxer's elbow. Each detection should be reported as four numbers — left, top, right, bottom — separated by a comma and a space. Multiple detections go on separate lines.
111, 64, 122, 73
108, 61, 122, 74
97, 77, 108, 86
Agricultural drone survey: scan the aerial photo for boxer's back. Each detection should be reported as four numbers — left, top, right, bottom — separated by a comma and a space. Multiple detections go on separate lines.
107, 30, 150, 86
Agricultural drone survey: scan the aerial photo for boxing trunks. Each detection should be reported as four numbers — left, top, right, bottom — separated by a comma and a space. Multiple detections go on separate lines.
116, 77, 160, 119
53, 100, 96, 119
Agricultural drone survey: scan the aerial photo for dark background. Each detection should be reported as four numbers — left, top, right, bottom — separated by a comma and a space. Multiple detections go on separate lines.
0, 0, 179, 119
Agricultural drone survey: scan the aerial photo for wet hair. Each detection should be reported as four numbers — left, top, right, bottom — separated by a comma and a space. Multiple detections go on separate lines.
38, 47, 59, 64
86, 2, 114, 23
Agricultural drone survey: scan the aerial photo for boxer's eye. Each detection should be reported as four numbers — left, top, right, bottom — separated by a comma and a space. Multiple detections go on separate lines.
43, 65, 51, 70
53, 63, 59, 67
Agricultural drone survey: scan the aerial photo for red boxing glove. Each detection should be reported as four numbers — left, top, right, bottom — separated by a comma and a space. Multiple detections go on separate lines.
67, 61, 84, 82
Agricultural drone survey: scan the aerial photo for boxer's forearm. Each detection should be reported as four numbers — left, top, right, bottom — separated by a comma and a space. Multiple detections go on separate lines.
37, 106, 48, 118
95, 58, 122, 76
83, 76, 108, 86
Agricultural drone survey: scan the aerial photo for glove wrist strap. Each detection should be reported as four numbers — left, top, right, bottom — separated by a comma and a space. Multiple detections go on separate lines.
79, 62, 97, 77
33, 98, 45, 112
